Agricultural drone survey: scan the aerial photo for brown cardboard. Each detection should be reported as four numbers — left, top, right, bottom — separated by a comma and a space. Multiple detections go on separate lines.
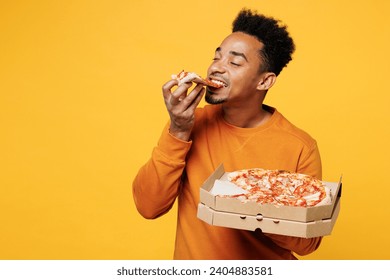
199, 164, 342, 222
197, 196, 341, 238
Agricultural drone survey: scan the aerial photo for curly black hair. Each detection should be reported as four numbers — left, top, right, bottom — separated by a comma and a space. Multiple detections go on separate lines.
232, 8, 295, 76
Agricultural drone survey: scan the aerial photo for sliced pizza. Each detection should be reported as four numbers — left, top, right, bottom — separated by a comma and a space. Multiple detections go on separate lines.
222, 168, 331, 207
172, 70, 225, 88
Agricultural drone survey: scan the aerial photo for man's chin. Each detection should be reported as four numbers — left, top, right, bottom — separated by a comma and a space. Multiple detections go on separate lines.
205, 92, 226, 105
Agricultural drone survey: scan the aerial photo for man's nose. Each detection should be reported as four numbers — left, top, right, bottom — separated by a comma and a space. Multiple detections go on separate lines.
208, 59, 226, 74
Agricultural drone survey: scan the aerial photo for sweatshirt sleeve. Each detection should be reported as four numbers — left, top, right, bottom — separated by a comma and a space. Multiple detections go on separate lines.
264, 233, 322, 256
132, 123, 192, 219
297, 141, 322, 180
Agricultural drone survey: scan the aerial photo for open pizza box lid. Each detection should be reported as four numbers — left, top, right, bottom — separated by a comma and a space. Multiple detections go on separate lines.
199, 164, 342, 223
197, 196, 341, 238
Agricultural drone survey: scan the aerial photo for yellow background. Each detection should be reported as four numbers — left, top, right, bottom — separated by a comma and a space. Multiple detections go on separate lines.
1, 0, 390, 259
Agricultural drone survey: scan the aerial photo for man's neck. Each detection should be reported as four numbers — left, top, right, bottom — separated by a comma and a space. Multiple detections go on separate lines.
222, 104, 272, 128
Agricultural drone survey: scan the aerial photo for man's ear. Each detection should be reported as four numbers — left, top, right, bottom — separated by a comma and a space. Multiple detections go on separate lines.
257, 72, 277, 91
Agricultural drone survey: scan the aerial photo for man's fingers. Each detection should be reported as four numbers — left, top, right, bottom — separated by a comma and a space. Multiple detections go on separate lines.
162, 79, 178, 100
179, 84, 204, 110
163, 80, 194, 106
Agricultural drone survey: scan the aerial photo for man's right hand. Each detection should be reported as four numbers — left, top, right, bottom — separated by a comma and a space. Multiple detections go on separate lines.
162, 79, 205, 141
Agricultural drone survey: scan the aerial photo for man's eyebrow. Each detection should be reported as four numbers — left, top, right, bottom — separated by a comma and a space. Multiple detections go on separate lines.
215, 47, 248, 62
230, 51, 248, 62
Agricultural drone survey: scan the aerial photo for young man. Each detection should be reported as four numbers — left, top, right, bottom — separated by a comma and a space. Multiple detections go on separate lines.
133, 9, 322, 259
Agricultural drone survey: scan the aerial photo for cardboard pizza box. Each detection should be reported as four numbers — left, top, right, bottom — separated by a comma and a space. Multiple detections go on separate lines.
197, 196, 341, 238
199, 164, 342, 223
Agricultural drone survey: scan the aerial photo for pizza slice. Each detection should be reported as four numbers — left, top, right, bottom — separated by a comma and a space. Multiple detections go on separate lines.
172, 70, 225, 88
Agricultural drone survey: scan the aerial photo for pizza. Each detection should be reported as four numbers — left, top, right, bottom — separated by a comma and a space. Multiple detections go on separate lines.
223, 168, 331, 207
172, 70, 225, 88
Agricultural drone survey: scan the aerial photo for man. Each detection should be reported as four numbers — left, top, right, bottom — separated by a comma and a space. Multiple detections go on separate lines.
133, 8, 322, 259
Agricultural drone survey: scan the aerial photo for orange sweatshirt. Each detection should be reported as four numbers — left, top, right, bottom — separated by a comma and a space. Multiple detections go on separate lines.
133, 104, 323, 259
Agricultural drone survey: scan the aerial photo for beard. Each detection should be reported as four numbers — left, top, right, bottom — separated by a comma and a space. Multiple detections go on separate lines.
205, 90, 227, 105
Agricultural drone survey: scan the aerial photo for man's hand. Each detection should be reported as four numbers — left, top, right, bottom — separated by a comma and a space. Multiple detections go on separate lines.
162, 79, 205, 141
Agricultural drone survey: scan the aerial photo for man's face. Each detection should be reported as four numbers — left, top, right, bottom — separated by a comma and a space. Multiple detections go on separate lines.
206, 32, 265, 105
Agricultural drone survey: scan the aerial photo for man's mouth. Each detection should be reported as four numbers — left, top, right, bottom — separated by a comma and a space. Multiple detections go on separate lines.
208, 78, 228, 88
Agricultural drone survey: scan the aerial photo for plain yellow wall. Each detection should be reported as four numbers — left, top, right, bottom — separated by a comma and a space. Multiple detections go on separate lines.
1, 0, 390, 260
